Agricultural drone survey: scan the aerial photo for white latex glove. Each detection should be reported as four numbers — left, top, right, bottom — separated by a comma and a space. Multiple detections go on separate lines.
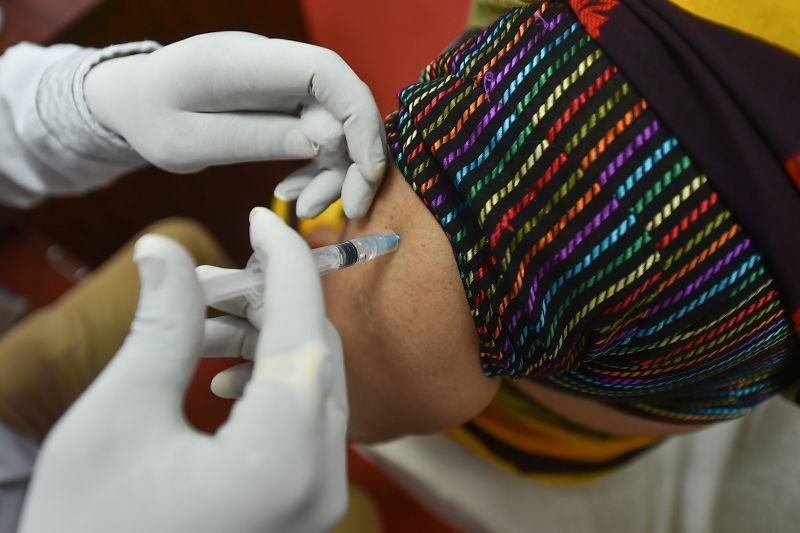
195, 239, 299, 400
18, 208, 349, 533
84, 32, 387, 218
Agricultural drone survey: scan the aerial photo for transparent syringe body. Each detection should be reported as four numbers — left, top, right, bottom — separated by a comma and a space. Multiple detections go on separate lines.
201, 231, 399, 307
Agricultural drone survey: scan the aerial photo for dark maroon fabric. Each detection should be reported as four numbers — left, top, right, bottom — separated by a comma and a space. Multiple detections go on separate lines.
566, 0, 800, 335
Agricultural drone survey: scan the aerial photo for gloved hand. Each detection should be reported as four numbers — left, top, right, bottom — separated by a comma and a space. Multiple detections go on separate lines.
18, 208, 349, 533
84, 32, 387, 218
195, 239, 294, 400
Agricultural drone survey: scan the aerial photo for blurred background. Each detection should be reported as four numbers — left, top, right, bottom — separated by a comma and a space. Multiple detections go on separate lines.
0, 1, 469, 531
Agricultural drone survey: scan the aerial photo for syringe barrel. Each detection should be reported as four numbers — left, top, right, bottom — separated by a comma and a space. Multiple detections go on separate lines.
201, 231, 399, 307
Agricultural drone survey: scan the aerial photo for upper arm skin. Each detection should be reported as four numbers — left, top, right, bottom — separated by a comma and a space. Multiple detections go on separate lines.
321, 164, 500, 443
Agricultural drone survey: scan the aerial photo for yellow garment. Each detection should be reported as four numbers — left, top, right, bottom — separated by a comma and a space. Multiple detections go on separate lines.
468, 0, 800, 57
448, 384, 659, 484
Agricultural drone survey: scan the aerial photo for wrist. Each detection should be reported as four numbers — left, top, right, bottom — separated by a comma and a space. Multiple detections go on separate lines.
84, 54, 139, 134
35, 41, 160, 166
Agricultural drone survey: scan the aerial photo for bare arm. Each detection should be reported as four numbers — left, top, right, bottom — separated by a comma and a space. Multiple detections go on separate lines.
321, 164, 500, 443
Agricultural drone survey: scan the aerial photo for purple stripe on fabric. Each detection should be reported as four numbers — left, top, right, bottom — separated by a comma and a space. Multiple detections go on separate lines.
430, 192, 449, 210
501, 125, 660, 336
499, 120, 660, 344
440, 14, 567, 170
649, 239, 752, 316
502, 336, 512, 354
597, 315, 786, 388
442, 104, 503, 169
525, 197, 622, 314
494, 13, 566, 88
504, 199, 621, 338
596, 120, 660, 187
587, 325, 639, 357
451, 18, 498, 73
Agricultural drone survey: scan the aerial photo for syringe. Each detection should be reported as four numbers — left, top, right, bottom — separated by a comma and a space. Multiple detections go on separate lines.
201, 231, 400, 307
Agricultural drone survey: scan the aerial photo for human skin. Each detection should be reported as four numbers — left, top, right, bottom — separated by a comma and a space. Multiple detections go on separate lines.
320, 164, 501, 443
319, 163, 710, 443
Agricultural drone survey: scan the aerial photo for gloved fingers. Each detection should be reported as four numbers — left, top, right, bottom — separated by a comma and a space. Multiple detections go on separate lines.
341, 162, 381, 219
248, 207, 326, 354
218, 339, 334, 448
323, 320, 349, 420
101, 235, 205, 421
273, 159, 335, 205
161, 34, 312, 112
157, 112, 318, 173
295, 167, 348, 219
195, 265, 252, 318
305, 49, 387, 186
219, 318, 345, 455
300, 103, 345, 154
174, 35, 387, 185
284, 104, 355, 218
273, 172, 314, 202
210, 362, 253, 399
217, 209, 331, 444
202, 316, 258, 360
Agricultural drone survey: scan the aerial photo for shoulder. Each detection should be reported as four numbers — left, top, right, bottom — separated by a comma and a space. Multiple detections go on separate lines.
321, 164, 500, 442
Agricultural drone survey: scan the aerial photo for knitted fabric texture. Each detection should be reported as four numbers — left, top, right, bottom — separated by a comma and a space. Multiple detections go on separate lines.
386, 2, 800, 424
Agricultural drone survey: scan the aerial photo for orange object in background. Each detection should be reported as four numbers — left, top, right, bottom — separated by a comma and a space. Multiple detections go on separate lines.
299, 0, 470, 116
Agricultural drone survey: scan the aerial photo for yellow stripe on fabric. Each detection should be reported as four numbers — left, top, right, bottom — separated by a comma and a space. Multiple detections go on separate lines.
421, 87, 483, 141
496, 82, 632, 274
407, 77, 452, 111
602, 299, 786, 377
654, 302, 786, 369
476, 48, 603, 225
604, 275, 772, 353
661, 209, 730, 271
471, 388, 658, 461
446, 426, 615, 484
411, 158, 433, 181
462, 239, 490, 271
559, 311, 789, 397
610, 277, 774, 356
645, 175, 706, 232
464, 8, 530, 78
538, 252, 661, 371
656, 225, 740, 293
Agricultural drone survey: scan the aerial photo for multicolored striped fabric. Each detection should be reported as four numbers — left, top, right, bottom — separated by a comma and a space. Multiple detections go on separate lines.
385, 2, 800, 427
447, 383, 661, 481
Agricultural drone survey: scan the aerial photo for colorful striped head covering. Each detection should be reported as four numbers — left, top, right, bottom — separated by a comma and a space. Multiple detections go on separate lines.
386, 1, 800, 424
